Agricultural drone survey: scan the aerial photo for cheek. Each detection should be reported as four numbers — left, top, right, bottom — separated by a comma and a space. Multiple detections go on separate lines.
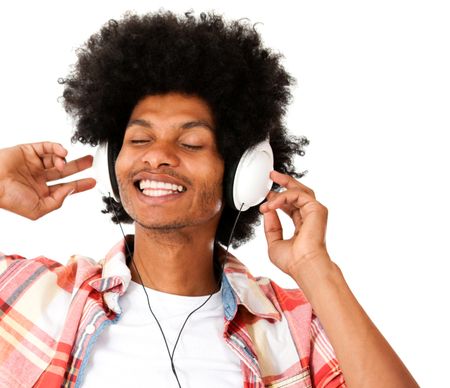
203, 157, 224, 186
114, 153, 135, 202
115, 151, 132, 182
196, 180, 223, 216
196, 160, 224, 203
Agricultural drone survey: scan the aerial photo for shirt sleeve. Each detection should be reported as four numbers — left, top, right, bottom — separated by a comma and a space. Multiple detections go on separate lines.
0, 252, 25, 277
309, 314, 347, 387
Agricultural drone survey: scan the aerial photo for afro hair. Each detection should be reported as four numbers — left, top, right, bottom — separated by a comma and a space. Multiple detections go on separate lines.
60, 10, 309, 248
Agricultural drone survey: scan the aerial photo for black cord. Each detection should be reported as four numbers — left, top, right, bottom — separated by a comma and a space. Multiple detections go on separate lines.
218, 203, 244, 285
110, 196, 244, 387
130, 252, 214, 387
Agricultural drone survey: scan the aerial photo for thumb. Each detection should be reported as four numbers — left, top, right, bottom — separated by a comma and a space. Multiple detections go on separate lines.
262, 209, 283, 246
41, 184, 75, 213
53, 184, 75, 204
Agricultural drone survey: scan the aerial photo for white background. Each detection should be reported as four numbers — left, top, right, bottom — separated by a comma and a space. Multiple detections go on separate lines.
1, 1, 449, 386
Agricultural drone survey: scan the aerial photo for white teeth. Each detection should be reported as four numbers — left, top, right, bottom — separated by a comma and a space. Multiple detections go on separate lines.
139, 180, 185, 194
142, 189, 175, 197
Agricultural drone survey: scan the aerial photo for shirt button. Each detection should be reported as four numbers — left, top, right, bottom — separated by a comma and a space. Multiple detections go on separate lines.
85, 324, 96, 334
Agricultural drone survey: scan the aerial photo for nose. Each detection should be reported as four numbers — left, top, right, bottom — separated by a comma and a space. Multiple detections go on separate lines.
141, 141, 180, 169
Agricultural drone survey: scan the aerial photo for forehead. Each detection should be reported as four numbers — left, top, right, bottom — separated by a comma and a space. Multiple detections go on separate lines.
129, 93, 215, 125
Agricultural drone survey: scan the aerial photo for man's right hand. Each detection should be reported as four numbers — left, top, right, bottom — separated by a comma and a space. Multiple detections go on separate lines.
0, 142, 96, 220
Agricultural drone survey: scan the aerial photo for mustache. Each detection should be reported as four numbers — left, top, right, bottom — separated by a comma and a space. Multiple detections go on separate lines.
129, 167, 193, 187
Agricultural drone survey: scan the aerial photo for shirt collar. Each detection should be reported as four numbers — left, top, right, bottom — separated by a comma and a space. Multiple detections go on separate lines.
220, 248, 281, 322
92, 237, 281, 321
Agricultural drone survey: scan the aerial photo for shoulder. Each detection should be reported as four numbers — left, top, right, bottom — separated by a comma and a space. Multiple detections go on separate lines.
0, 252, 101, 293
0, 252, 63, 284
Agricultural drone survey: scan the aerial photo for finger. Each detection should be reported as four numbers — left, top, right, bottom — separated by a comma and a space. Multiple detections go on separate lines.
262, 209, 283, 246
270, 170, 315, 197
35, 178, 96, 218
264, 189, 323, 232
41, 154, 66, 171
31, 142, 68, 159
264, 191, 297, 218
262, 193, 305, 231
299, 204, 328, 245
265, 191, 278, 201
260, 191, 282, 212
265, 191, 328, 245
33, 185, 73, 217
45, 155, 94, 181
54, 156, 66, 172
40, 185, 76, 213
48, 177, 96, 195
264, 189, 315, 212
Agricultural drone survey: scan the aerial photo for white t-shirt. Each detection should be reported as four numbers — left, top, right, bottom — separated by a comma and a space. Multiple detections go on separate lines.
82, 280, 242, 387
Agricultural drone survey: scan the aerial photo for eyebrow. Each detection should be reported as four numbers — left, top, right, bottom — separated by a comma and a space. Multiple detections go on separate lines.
126, 118, 214, 131
127, 119, 152, 129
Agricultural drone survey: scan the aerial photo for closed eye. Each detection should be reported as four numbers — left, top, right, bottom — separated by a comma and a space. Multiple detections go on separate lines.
182, 144, 203, 150
131, 140, 150, 144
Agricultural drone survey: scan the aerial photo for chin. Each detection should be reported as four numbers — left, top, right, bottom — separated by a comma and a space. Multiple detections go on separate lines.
136, 220, 189, 231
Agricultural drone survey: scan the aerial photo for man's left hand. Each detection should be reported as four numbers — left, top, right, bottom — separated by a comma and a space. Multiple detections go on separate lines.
259, 170, 330, 279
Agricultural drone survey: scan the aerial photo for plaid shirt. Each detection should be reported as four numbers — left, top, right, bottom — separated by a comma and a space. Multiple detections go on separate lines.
0, 239, 345, 388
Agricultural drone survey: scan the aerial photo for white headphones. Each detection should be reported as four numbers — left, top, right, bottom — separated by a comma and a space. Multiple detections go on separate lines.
226, 139, 274, 211
94, 139, 274, 211
93, 142, 119, 201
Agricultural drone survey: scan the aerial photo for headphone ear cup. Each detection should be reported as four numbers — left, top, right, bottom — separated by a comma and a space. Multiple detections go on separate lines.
226, 139, 274, 211
93, 142, 121, 202
225, 159, 240, 210
107, 141, 121, 201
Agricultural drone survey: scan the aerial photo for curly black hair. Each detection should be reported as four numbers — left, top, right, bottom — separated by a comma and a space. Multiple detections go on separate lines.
60, 10, 308, 248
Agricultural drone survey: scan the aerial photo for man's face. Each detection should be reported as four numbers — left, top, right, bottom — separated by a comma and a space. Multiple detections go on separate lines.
115, 93, 225, 232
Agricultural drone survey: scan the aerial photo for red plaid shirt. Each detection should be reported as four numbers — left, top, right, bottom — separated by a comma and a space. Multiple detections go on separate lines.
0, 239, 345, 387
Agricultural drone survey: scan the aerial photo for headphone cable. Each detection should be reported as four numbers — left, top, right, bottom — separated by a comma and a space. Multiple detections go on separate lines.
110, 196, 243, 387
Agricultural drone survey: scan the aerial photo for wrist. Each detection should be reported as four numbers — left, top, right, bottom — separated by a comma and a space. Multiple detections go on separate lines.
290, 254, 343, 302
288, 249, 333, 279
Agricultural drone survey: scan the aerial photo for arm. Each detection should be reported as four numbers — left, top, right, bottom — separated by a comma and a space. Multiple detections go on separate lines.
0, 142, 95, 219
259, 171, 418, 388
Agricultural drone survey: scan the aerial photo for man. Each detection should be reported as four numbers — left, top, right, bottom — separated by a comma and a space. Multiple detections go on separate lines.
0, 11, 418, 387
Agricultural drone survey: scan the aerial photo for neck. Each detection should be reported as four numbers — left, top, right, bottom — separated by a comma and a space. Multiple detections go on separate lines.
130, 224, 221, 296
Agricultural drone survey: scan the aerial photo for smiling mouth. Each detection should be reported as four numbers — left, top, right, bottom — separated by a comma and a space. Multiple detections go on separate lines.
135, 179, 187, 198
